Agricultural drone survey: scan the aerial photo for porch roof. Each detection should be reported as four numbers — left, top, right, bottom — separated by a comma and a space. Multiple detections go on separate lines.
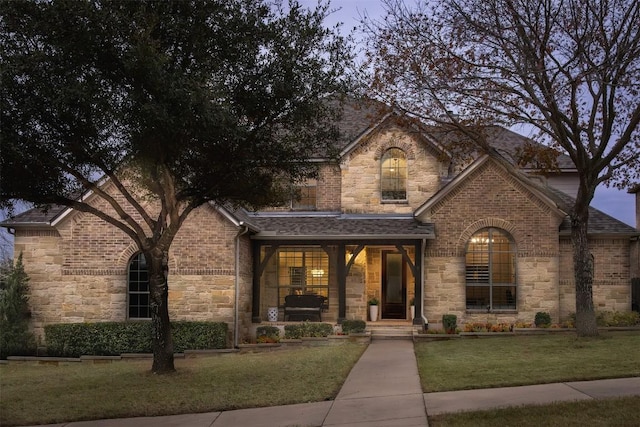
242, 212, 435, 241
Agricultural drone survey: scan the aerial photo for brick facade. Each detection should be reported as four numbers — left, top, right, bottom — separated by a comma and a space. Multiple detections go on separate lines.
8, 115, 638, 344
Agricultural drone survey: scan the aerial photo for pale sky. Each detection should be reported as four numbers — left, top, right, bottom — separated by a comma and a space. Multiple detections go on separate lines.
307, 0, 636, 227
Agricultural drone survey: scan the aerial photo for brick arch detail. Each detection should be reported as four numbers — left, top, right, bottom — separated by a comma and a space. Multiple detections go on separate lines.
116, 244, 178, 272
373, 140, 416, 160
457, 218, 520, 253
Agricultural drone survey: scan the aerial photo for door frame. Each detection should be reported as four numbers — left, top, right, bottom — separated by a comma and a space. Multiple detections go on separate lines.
381, 250, 407, 319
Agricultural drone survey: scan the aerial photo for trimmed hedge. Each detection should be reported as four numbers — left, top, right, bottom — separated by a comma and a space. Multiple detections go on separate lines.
341, 319, 366, 334
284, 322, 334, 339
44, 321, 228, 357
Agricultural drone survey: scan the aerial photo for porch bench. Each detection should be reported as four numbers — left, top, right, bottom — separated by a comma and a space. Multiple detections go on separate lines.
283, 294, 326, 321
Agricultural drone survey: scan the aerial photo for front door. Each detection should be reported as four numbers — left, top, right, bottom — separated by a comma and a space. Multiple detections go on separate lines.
382, 251, 406, 319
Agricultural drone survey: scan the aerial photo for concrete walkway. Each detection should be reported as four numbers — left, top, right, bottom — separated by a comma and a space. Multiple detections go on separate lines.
23, 341, 640, 427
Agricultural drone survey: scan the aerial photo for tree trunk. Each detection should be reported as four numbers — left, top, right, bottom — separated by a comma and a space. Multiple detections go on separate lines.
571, 211, 599, 337
146, 249, 175, 374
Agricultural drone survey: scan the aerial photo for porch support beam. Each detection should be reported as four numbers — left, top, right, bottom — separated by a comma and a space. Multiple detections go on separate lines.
413, 240, 423, 326
252, 242, 262, 323
337, 243, 346, 323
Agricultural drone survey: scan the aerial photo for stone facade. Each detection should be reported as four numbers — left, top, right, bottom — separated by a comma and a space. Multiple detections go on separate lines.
14, 198, 250, 341
6, 112, 638, 345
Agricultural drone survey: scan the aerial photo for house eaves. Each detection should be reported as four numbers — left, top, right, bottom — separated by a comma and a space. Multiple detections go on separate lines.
338, 112, 394, 158
245, 212, 435, 241
414, 151, 567, 220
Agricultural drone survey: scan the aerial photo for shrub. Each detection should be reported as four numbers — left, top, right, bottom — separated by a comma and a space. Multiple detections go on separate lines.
172, 321, 228, 351
284, 322, 334, 339
595, 311, 640, 327
0, 254, 37, 359
256, 325, 280, 343
45, 321, 227, 357
442, 314, 457, 334
341, 319, 366, 334
535, 312, 552, 328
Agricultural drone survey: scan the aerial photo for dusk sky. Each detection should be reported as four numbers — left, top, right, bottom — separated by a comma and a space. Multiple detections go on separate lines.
307, 0, 636, 228
0, 0, 636, 257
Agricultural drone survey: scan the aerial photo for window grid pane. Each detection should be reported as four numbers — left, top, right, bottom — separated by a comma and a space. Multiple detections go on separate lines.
381, 148, 407, 200
277, 248, 329, 307
292, 184, 317, 210
128, 253, 151, 319
465, 228, 516, 310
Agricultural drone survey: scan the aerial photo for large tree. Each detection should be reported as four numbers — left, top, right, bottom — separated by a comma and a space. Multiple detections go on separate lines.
363, 0, 640, 336
1, 0, 352, 372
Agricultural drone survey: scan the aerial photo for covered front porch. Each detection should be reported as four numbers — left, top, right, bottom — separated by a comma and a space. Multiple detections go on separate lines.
246, 213, 435, 327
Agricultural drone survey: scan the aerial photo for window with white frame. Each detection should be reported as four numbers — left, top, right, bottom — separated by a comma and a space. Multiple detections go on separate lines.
381, 148, 407, 200
465, 228, 516, 310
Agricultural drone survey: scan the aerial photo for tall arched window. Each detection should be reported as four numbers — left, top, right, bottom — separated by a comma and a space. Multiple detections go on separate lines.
465, 228, 516, 310
128, 253, 150, 319
381, 148, 407, 201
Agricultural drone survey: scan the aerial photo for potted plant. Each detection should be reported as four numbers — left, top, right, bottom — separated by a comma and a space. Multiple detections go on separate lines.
410, 297, 415, 320
368, 297, 379, 322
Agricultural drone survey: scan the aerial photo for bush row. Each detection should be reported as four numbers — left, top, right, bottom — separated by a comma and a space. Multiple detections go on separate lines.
284, 322, 334, 339
44, 321, 228, 357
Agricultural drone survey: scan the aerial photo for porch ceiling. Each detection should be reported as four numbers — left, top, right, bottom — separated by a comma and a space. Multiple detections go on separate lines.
246, 213, 435, 241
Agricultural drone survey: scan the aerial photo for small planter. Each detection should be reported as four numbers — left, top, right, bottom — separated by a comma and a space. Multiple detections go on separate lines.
369, 305, 379, 322
267, 307, 279, 322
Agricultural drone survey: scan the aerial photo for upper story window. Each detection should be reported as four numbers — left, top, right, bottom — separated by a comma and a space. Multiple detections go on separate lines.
381, 148, 407, 201
465, 228, 516, 311
292, 180, 317, 210
128, 253, 150, 319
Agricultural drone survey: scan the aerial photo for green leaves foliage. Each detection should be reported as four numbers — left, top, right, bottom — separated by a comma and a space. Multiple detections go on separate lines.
284, 322, 334, 339
0, 0, 352, 211
0, 254, 36, 359
44, 321, 228, 357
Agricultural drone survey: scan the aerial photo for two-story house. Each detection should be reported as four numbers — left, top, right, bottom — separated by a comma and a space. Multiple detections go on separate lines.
3, 99, 639, 344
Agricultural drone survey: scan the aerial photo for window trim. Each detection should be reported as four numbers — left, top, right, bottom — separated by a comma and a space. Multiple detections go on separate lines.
465, 228, 517, 312
276, 247, 329, 308
380, 148, 407, 202
127, 252, 151, 320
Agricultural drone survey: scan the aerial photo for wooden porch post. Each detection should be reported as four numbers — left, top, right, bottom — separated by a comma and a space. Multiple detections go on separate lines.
251, 242, 261, 323
338, 243, 346, 323
413, 240, 423, 326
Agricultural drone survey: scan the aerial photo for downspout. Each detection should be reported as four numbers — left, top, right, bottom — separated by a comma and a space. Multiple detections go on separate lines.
234, 223, 250, 348
421, 238, 428, 328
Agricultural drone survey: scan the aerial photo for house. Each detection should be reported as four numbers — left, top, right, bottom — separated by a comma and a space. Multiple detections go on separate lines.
3, 100, 639, 345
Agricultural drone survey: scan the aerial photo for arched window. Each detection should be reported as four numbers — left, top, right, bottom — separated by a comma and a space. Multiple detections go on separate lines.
128, 253, 150, 319
465, 228, 516, 310
381, 148, 407, 201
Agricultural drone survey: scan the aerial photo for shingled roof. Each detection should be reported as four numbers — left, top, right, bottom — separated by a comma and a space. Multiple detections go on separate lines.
241, 212, 435, 241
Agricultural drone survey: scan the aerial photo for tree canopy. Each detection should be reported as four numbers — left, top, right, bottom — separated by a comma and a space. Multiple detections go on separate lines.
0, 0, 353, 372
363, 0, 640, 335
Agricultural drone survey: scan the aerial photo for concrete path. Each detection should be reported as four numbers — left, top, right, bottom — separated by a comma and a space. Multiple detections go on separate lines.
21, 342, 640, 427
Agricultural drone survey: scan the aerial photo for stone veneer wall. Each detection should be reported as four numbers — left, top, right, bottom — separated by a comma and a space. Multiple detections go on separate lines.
420, 159, 565, 326
559, 237, 632, 320
14, 200, 242, 342
340, 123, 444, 214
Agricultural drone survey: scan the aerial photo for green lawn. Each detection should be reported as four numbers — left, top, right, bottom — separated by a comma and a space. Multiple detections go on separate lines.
4, 333, 640, 427
428, 396, 640, 427
415, 332, 640, 392
0, 344, 366, 427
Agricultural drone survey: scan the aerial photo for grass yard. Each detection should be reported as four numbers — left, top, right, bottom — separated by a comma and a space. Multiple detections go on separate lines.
415, 332, 640, 392
429, 395, 640, 427
0, 343, 366, 427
